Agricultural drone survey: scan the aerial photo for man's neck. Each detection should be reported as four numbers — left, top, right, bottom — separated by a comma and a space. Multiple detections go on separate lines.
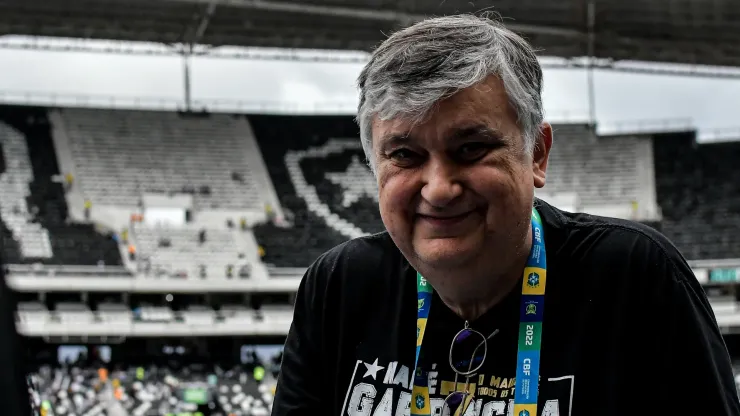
432, 227, 533, 322
437, 267, 522, 321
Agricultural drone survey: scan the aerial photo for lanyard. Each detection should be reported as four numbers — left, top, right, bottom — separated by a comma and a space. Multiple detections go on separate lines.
411, 207, 547, 416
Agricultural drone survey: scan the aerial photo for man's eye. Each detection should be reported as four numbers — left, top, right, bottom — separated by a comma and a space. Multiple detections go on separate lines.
457, 143, 491, 161
389, 148, 416, 162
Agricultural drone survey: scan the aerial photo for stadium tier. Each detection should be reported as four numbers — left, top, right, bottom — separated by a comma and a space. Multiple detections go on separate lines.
1, 105, 738, 275
544, 124, 656, 216
249, 115, 382, 268
652, 132, 740, 260
57, 109, 262, 211
0, 106, 122, 267
28, 363, 275, 416
25, 338, 281, 416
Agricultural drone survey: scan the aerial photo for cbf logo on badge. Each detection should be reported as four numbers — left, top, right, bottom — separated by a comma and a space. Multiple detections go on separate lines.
415, 394, 425, 410
522, 267, 546, 296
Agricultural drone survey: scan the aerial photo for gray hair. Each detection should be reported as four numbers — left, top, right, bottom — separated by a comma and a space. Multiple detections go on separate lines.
356, 14, 544, 174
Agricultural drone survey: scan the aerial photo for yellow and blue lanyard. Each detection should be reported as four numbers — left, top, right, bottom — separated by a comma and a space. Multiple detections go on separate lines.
412, 207, 547, 416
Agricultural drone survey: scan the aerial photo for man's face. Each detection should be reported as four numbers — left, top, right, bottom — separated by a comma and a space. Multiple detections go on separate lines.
372, 75, 551, 280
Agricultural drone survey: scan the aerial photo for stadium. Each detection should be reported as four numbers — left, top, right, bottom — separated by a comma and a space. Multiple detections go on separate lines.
1, 0, 740, 415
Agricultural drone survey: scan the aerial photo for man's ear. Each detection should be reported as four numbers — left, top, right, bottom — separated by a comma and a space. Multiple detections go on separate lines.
532, 123, 552, 189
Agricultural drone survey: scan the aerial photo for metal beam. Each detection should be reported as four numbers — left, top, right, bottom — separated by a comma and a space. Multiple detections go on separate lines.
159, 0, 586, 38
191, 0, 219, 47
3, 36, 740, 80
542, 60, 740, 80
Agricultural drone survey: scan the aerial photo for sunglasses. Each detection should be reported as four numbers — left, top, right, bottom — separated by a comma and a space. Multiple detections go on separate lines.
442, 323, 499, 416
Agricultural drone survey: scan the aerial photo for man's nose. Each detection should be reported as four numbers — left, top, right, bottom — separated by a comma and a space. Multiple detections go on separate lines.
420, 159, 463, 208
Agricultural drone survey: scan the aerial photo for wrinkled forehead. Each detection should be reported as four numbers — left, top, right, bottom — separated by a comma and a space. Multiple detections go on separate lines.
370, 77, 520, 149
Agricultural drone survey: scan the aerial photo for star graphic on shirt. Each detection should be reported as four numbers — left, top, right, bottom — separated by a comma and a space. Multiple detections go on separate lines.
325, 155, 378, 207
362, 358, 385, 380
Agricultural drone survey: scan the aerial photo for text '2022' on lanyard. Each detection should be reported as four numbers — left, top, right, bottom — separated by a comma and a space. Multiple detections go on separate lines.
411, 207, 547, 416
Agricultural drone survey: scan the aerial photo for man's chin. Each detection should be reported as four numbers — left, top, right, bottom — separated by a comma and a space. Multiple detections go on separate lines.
413, 238, 479, 269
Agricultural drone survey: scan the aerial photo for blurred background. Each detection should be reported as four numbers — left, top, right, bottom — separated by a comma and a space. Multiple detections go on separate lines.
0, 1, 739, 415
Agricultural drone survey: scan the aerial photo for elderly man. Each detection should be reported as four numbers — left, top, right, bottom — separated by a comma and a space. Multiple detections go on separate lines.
272, 14, 740, 416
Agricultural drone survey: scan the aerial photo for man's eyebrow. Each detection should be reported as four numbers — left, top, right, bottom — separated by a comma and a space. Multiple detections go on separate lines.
377, 124, 504, 149
449, 124, 504, 142
378, 132, 413, 149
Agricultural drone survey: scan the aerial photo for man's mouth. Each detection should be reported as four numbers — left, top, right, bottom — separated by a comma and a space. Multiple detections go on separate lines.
416, 211, 474, 227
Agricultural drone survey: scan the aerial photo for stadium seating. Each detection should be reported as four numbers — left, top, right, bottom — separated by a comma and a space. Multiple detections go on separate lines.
652, 132, 740, 260
133, 224, 249, 279
96, 303, 131, 325
16, 302, 49, 326
133, 306, 175, 323
27, 342, 280, 416
542, 124, 656, 218
0, 122, 52, 259
54, 302, 95, 325
56, 108, 262, 211
2, 104, 733, 268
29, 362, 275, 416
249, 115, 380, 267
0, 106, 663, 270
0, 105, 123, 266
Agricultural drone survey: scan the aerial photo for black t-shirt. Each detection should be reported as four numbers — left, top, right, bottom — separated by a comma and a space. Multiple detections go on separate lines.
272, 200, 740, 416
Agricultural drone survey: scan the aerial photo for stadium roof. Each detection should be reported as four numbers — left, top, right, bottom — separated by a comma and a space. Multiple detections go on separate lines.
1, 0, 740, 67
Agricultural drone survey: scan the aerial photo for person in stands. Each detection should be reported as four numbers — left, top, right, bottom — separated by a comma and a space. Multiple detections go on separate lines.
271, 14, 740, 416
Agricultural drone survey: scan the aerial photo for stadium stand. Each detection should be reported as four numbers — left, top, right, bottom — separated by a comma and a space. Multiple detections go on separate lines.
25, 339, 281, 416
0, 105, 122, 266
1, 104, 733, 271
0, 121, 53, 259
54, 109, 263, 211
651, 132, 740, 260
28, 362, 276, 416
25, 107, 280, 281
542, 124, 658, 220
0, 106, 666, 271
249, 115, 380, 268
132, 224, 249, 280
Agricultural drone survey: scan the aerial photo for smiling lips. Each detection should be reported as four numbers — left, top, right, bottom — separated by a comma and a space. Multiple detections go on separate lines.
416, 210, 475, 228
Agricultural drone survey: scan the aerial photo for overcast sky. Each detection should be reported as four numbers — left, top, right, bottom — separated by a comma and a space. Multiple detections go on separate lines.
0, 37, 738, 142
